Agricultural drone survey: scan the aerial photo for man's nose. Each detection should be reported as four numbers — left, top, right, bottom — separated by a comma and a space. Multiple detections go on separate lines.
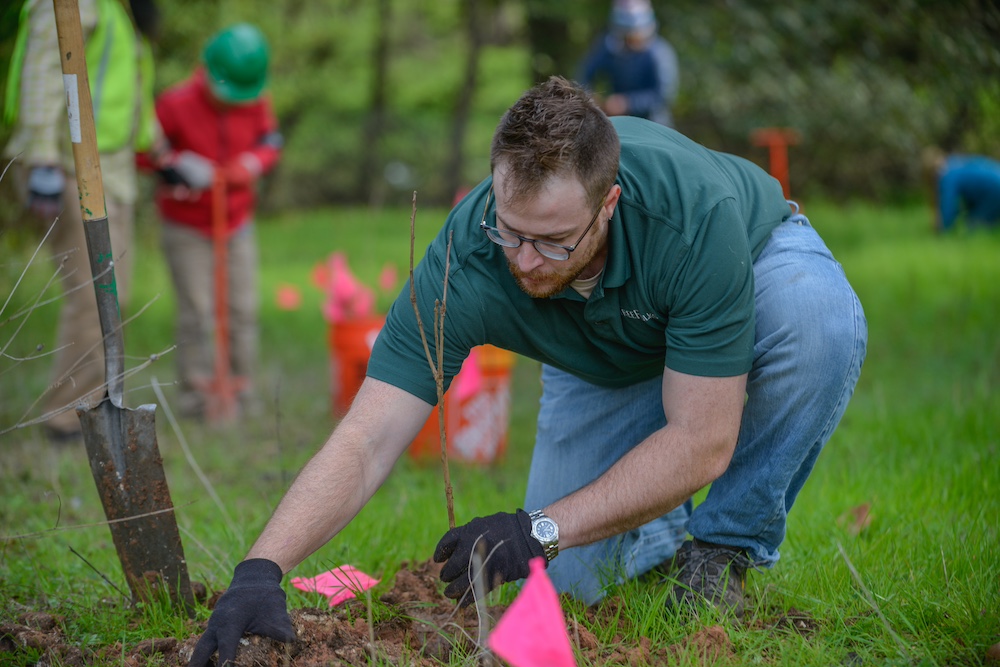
515, 242, 546, 272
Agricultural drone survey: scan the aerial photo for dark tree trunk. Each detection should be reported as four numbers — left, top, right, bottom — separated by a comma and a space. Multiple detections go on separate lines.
524, 5, 570, 84
443, 0, 484, 205
360, 0, 391, 205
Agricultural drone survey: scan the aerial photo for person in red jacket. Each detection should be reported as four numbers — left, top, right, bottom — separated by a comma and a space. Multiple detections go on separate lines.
143, 23, 282, 419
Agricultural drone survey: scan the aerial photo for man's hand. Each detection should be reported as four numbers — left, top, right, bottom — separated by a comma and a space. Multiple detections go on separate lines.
433, 509, 544, 606
189, 559, 296, 667
26, 166, 64, 219
602, 93, 628, 116
223, 153, 262, 187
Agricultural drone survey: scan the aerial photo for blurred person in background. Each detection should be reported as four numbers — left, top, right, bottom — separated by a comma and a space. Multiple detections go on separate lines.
139, 23, 282, 419
578, 0, 680, 127
3, 0, 162, 442
922, 148, 1000, 233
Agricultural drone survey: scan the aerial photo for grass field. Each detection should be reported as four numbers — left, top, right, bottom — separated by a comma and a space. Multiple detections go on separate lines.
1, 197, 998, 665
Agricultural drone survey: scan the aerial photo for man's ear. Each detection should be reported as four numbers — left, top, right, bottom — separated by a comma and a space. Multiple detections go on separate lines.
604, 184, 623, 217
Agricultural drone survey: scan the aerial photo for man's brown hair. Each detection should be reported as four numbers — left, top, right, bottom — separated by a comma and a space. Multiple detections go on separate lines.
490, 76, 620, 209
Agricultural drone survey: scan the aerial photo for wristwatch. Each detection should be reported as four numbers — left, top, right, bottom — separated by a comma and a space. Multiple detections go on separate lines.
528, 510, 559, 562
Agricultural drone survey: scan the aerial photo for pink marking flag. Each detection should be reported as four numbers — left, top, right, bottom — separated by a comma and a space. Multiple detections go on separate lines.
290, 565, 380, 607
488, 557, 577, 667
377, 263, 398, 293
312, 252, 376, 323
275, 283, 302, 311
451, 347, 483, 401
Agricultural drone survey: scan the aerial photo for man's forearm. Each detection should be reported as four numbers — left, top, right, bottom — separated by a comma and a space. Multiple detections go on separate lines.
246, 424, 376, 571
546, 423, 721, 550
245, 378, 434, 572
546, 371, 746, 551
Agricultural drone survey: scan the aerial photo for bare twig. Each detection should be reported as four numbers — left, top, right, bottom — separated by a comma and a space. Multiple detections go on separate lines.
471, 540, 497, 666
1, 342, 65, 364
0, 155, 18, 183
177, 524, 228, 579
407, 191, 456, 529
0, 216, 61, 321
151, 376, 236, 533
68, 543, 130, 601
0, 248, 94, 328
1, 342, 173, 434
366, 588, 378, 664
0, 245, 68, 361
0, 503, 192, 542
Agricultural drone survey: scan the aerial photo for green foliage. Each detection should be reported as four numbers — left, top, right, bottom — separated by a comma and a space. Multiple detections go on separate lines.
143, 0, 535, 210
1, 0, 997, 216
658, 1, 1000, 200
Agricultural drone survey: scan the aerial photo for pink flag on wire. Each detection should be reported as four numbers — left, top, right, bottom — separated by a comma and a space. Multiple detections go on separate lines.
487, 557, 577, 667
451, 347, 483, 401
377, 263, 398, 293
312, 252, 376, 323
275, 283, 302, 311
290, 565, 380, 607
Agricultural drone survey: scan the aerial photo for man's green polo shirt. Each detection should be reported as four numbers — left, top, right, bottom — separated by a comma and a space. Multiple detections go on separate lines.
368, 117, 791, 405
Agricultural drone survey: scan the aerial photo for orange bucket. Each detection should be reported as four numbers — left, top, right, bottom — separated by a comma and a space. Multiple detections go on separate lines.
328, 321, 515, 463
329, 316, 386, 417
408, 345, 515, 464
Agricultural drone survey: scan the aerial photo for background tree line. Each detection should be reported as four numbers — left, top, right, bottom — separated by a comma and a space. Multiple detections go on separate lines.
2, 0, 998, 216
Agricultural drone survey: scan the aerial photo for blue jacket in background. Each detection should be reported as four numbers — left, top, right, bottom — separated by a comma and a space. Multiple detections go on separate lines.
938, 155, 1000, 231
577, 32, 679, 127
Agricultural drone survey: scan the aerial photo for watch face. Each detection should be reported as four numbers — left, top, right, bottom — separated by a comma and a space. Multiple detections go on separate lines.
534, 519, 557, 541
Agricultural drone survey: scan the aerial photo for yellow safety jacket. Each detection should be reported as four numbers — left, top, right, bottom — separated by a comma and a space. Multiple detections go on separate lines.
4, 0, 155, 153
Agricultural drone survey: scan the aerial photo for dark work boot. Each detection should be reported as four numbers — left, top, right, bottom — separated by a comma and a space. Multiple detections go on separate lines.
663, 539, 759, 618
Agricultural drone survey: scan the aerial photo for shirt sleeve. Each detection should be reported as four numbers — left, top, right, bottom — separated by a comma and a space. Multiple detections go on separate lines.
367, 235, 482, 405
662, 197, 757, 377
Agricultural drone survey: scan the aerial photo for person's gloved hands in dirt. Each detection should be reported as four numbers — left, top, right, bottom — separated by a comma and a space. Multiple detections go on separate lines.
434, 509, 544, 606
189, 559, 296, 667
26, 165, 65, 219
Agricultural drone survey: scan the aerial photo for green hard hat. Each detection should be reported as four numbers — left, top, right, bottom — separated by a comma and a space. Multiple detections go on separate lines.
202, 23, 270, 103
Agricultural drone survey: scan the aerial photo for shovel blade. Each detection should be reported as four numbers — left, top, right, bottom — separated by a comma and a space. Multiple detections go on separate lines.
78, 400, 194, 612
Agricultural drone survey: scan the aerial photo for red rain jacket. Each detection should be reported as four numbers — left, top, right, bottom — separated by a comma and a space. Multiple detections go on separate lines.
141, 68, 281, 236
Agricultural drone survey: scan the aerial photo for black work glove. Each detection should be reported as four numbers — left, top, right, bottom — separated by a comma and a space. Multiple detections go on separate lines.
433, 509, 545, 606
156, 164, 190, 187
189, 559, 296, 667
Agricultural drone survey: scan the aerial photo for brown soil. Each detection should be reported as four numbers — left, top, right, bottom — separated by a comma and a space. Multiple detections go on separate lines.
1, 559, 743, 666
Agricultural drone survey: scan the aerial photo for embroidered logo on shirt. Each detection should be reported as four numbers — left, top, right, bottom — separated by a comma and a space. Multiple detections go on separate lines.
621, 308, 660, 322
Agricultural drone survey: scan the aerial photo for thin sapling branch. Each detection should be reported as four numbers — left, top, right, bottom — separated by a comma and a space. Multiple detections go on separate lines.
408, 191, 456, 529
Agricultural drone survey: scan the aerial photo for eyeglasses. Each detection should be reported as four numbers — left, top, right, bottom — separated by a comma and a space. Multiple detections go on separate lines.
479, 186, 604, 261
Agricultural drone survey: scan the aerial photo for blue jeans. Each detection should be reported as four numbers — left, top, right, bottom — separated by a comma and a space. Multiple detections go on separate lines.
524, 216, 868, 604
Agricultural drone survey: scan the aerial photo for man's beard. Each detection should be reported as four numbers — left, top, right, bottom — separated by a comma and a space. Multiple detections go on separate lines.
505, 259, 579, 298
503, 240, 600, 299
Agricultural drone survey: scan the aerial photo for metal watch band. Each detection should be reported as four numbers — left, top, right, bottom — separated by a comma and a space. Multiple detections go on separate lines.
529, 509, 559, 561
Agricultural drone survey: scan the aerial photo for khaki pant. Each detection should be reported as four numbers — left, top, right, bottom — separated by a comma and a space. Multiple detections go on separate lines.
160, 221, 258, 413
43, 180, 133, 433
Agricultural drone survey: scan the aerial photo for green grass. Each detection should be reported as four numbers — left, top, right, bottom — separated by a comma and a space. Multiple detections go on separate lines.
1, 199, 998, 665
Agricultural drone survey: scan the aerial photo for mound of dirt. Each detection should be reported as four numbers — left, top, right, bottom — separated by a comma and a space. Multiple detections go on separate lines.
1, 559, 740, 666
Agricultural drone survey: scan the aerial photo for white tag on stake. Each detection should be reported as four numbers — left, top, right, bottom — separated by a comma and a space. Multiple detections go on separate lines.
63, 74, 81, 143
